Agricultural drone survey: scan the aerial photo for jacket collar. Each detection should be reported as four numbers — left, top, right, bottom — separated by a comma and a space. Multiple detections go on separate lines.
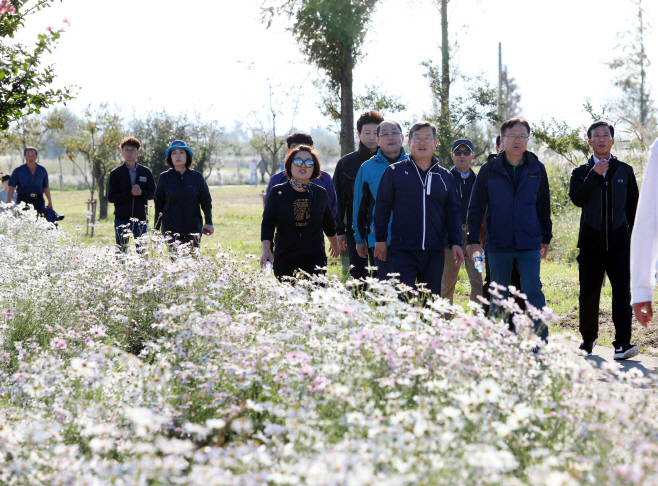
358, 142, 378, 160
409, 155, 441, 172
374, 147, 407, 164
493, 150, 540, 175
450, 166, 475, 179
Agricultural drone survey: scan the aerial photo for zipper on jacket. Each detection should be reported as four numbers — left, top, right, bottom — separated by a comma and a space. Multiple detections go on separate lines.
413, 161, 441, 250
605, 179, 609, 251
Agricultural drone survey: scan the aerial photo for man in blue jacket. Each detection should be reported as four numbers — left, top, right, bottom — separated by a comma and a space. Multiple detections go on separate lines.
265, 132, 338, 218
352, 120, 408, 280
467, 118, 553, 341
374, 121, 464, 298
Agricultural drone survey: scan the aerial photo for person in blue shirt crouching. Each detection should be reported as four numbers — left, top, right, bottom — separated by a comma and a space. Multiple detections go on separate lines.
373, 121, 464, 301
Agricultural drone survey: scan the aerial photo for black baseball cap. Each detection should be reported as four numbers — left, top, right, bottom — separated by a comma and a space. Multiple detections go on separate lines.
452, 139, 474, 152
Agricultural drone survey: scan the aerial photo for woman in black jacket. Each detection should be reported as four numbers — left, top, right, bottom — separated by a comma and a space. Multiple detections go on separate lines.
154, 140, 214, 248
261, 145, 340, 279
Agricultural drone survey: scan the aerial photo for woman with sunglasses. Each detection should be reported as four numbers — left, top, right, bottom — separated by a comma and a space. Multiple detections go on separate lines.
260, 145, 340, 280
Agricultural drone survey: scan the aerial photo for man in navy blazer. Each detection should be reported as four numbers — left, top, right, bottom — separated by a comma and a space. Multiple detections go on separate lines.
374, 121, 464, 299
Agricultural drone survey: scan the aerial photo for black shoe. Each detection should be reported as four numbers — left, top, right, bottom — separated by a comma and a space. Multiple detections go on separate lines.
579, 339, 597, 356
613, 344, 640, 360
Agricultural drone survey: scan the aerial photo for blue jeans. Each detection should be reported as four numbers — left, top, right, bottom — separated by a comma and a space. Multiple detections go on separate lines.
487, 250, 548, 341
115, 219, 148, 253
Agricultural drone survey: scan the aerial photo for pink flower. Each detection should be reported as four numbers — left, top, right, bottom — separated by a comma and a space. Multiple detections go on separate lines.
299, 365, 314, 377
3, 308, 14, 319
89, 324, 107, 337
50, 338, 67, 350
63, 17, 70, 25
46, 26, 52, 32
336, 305, 355, 315
285, 351, 311, 364
273, 372, 288, 382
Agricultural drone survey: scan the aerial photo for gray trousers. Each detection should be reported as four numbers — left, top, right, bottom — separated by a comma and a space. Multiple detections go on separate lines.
441, 226, 484, 304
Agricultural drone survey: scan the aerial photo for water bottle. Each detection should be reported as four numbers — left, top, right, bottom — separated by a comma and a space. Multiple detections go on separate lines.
473, 251, 484, 273
263, 260, 273, 277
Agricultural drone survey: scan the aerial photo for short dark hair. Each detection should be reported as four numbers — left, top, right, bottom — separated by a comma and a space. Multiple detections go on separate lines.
500, 118, 531, 136
284, 145, 321, 181
165, 149, 193, 169
587, 121, 615, 139
120, 136, 141, 150
24, 146, 38, 157
357, 110, 384, 133
286, 132, 314, 149
409, 121, 437, 140
1, 174, 10, 183
377, 120, 402, 136
495, 135, 501, 147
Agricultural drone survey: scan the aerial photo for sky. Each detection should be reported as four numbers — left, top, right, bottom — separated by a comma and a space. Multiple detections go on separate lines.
12, 0, 658, 139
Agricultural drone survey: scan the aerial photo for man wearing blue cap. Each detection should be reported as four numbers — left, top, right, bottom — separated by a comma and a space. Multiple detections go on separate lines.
441, 139, 483, 303
154, 140, 214, 248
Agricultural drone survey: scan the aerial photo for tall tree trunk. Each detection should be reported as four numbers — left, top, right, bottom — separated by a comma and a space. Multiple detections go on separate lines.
98, 172, 108, 220
638, 0, 648, 129
340, 63, 355, 157
440, 0, 450, 118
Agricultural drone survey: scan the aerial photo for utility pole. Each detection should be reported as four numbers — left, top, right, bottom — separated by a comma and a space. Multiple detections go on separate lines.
498, 42, 503, 119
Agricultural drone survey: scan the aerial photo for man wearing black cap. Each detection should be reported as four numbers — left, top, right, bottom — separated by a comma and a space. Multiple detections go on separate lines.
441, 139, 483, 304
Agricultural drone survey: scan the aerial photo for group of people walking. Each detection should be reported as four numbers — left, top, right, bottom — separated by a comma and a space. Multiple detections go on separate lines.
259, 110, 653, 361
3, 138, 214, 252
3, 111, 656, 362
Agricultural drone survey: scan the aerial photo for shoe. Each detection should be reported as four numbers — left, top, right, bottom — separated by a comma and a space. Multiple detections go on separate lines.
613, 344, 640, 360
579, 339, 597, 356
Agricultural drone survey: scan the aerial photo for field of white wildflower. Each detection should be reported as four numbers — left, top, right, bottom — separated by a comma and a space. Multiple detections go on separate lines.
1, 205, 658, 486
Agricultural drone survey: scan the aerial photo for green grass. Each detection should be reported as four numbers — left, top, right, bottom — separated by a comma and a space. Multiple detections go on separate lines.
48, 186, 636, 339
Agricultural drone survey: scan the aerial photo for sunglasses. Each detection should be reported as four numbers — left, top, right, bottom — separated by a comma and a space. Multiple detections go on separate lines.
453, 150, 473, 156
292, 158, 315, 168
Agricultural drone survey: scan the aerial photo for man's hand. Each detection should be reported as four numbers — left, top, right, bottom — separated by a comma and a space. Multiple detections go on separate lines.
633, 302, 653, 327
592, 158, 609, 176
337, 234, 347, 251
131, 184, 142, 196
356, 242, 368, 258
452, 245, 465, 266
202, 224, 214, 236
540, 243, 549, 260
46, 203, 53, 209
374, 241, 387, 262
466, 244, 483, 260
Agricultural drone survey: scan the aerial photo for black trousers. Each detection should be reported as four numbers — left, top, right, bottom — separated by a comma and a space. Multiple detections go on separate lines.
274, 254, 327, 280
391, 249, 444, 297
17, 193, 46, 214
346, 229, 369, 279
578, 248, 632, 348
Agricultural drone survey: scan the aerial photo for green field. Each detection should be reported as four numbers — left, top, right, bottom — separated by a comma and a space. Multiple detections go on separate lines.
49, 185, 657, 351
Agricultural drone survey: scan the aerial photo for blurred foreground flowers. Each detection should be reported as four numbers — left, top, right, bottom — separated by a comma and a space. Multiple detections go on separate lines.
1, 205, 657, 485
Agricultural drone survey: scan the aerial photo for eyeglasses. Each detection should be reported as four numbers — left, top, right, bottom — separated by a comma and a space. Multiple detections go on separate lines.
453, 150, 472, 156
412, 137, 435, 145
378, 131, 402, 138
504, 135, 529, 142
122, 148, 139, 154
292, 158, 315, 168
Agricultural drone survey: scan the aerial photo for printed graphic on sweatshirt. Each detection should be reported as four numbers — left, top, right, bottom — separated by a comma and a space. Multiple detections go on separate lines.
294, 198, 310, 226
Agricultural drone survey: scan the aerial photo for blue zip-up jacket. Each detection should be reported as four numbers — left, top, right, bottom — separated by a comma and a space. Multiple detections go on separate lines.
467, 151, 552, 252
450, 166, 476, 225
374, 156, 462, 251
352, 148, 408, 247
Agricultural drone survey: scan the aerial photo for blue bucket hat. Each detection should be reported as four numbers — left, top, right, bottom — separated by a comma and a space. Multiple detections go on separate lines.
165, 140, 194, 161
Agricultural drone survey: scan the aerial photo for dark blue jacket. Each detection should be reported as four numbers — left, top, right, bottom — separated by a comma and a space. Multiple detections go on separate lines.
467, 151, 552, 252
374, 156, 462, 251
450, 166, 476, 225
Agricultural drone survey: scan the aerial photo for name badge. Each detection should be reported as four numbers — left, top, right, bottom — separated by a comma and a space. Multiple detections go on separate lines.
139, 176, 147, 182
